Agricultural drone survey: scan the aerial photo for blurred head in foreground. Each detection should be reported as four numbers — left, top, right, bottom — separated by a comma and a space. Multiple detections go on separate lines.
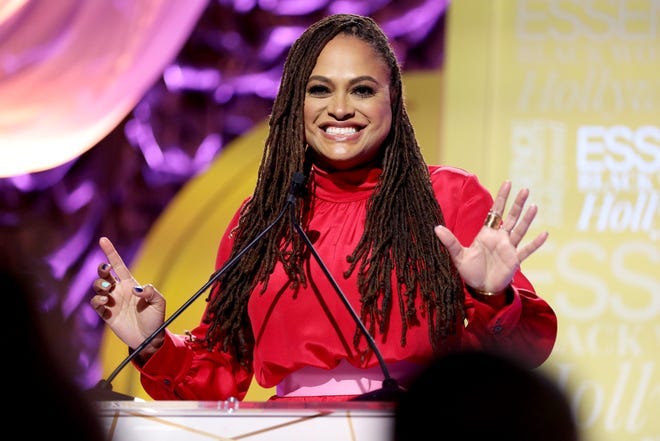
393, 350, 579, 441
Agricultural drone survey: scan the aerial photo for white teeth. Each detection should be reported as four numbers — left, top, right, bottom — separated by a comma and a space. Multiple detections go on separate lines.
325, 127, 357, 135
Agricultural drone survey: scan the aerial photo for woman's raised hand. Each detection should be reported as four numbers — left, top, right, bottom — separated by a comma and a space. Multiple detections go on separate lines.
434, 181, 549, 295
90, 237, 166, 358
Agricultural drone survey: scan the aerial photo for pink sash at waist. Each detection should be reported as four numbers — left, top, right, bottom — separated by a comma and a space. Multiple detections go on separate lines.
276, 360, 423, 397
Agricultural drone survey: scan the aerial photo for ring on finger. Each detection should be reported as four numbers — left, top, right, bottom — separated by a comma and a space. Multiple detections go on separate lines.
484, 210, 503, 229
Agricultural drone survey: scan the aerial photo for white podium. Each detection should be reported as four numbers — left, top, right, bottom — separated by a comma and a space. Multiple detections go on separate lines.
96, 400, 395, 441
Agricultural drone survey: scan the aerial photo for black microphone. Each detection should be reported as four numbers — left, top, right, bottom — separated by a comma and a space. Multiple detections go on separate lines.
287, 171, 307, 202
87, 175, 302, 401
286, 172, 404, 402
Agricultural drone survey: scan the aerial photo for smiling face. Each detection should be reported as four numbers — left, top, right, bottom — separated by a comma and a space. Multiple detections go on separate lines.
304, 34, 392, 172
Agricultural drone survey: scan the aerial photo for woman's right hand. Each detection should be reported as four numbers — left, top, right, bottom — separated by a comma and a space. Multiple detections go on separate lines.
90, 236, 166, 362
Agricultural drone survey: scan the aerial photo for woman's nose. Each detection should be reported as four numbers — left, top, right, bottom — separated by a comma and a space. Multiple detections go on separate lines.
327, 93, 354, 119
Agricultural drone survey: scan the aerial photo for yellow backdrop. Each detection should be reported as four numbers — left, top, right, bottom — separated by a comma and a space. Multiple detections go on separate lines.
441, 2, 658, 441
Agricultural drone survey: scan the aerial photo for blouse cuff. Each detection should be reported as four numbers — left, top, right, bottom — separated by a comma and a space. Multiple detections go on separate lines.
465, 284, 523, 337
485, 286, 523, 336
134, 329, 194, 383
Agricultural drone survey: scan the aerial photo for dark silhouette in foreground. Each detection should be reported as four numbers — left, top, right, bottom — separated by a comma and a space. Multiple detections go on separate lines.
393, 350, 579, 441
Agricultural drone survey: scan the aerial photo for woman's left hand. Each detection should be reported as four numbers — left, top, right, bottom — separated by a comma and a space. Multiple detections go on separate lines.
434, 180, 549, 294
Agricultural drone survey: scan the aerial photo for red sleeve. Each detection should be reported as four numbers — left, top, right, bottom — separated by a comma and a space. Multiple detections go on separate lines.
138, 329, 252, 400
462, 284, 558, 368
136, 203, 254, 400
431, 166, 558, 368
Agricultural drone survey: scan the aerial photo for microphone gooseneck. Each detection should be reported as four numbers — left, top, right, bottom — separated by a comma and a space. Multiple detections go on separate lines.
286, 173, 402, 401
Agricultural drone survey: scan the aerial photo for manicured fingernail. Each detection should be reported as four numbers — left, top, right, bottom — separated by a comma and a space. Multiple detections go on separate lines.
101, 263, 109, 270
134, 286, 144, 293
101, 281, 111, 288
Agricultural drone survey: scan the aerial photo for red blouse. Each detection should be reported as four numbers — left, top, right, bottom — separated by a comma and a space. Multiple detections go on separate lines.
138, 165, 557, 400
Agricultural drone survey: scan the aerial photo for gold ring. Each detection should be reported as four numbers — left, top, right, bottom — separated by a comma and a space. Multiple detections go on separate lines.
484, 210, 503, 229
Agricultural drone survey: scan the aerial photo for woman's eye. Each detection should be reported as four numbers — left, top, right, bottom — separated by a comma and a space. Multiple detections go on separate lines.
353, 85, 376, 97
307, 85, 330, 96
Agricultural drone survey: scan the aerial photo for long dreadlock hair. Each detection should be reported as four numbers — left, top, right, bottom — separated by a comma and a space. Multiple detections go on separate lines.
203, 14, 465, 367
